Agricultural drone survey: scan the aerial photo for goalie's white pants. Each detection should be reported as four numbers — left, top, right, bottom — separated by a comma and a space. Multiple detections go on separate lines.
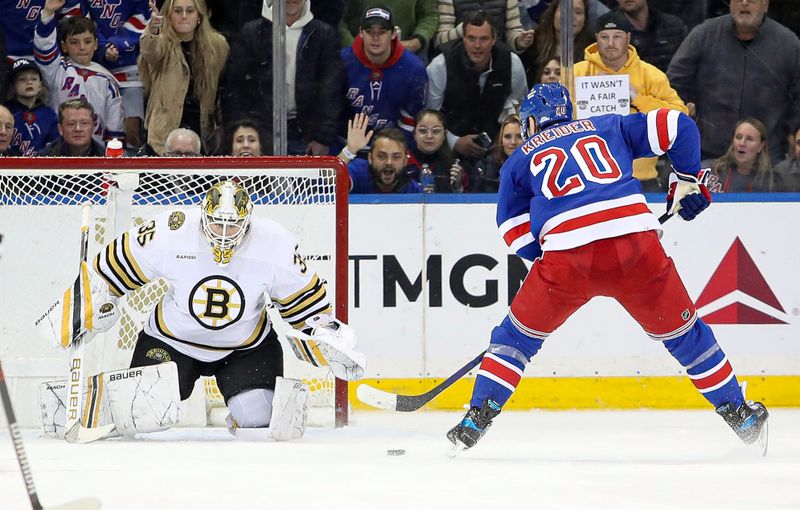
227, 388, 274, 428
227, 377, 308, 441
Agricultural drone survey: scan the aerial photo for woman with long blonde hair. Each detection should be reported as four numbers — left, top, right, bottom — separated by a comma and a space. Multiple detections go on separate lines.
707, 118, 782, 192
139, 0, 228, 154
471, 114, 523, 193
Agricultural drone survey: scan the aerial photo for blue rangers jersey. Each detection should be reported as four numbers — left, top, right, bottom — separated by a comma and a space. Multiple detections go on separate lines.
341, 34, 427, 140
83, 0, 150, 88
498, 109, 701, 260
0, 0, 81, 60
4, 98, 60, 155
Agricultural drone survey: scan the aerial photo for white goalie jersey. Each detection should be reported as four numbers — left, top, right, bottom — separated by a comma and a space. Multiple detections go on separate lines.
93, 208, 332, 362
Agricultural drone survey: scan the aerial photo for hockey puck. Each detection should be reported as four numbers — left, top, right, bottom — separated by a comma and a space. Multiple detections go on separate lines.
386, 449, 406, 456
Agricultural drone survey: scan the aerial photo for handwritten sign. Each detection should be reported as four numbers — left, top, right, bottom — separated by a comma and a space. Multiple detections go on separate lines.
574, 75, 630, 119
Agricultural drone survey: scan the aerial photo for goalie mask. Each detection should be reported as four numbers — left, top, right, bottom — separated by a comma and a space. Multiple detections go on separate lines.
201, 181, 253, 266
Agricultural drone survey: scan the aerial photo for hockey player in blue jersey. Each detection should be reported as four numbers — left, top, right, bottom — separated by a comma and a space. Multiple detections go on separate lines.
447, 83, 769, 453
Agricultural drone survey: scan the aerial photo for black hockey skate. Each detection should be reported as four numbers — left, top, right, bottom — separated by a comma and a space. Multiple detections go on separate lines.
446, 399, 501, 454
715, 397, 769, 455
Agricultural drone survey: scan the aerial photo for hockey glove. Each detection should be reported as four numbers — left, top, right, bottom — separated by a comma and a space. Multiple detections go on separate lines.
666, 168, 712, 221
286, 315, 367, 381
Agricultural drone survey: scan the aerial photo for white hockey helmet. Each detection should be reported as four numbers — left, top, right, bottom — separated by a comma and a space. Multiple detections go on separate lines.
200, 180, 253, 266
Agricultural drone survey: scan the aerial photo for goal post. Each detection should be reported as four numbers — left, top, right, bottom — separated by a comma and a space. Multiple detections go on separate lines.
0, 156, 350, 429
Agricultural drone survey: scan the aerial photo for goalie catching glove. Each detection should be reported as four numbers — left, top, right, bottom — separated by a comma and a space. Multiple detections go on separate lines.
34, 261, 120, 349
666, 168, 712, 221
286, 315, 367, 381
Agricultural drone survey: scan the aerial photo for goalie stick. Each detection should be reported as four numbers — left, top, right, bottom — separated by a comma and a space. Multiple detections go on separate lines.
0, 361, 102, 510
64, 205, 115, 444
357, 350, 486, 412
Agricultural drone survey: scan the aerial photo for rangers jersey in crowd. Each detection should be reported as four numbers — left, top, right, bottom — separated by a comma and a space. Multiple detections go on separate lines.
93, 208, 332, 362
0, 0, 80, 60
4, 98, 60, 155
84, 0, 150, 88
341, 34, 427, 139
33, 12, 124, 142
498, 108, 701, 259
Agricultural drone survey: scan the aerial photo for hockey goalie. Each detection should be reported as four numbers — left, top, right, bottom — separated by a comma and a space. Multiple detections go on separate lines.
36, 180, 366, 441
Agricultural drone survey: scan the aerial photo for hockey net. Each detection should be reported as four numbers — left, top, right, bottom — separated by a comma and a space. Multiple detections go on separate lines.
0, 157, 349, 429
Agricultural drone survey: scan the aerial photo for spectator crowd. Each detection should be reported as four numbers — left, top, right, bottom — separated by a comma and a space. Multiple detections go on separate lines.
1, 0, 800, 193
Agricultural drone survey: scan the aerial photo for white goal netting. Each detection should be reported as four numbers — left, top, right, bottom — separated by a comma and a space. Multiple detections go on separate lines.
0, 158, 348, 429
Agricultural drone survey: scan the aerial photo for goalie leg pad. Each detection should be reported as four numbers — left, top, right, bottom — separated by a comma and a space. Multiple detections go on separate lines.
104, 362, 181, 435
226, 379, 308, 441
269, 377, 309, 441
39, 380, 68, 439
38, 362, 180, 438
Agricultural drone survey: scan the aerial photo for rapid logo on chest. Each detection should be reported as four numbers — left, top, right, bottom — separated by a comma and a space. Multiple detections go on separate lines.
189, 275, 246, 330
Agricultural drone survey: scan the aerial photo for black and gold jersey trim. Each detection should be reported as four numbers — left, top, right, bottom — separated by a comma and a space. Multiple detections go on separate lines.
94, 233, 148, 297
274, 274, 331, 329
153, 303, 270, 352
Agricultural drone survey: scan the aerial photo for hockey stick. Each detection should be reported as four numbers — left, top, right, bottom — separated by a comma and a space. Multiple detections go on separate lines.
358, 212, 674, 413
0, 361, 102, 510
64, 205, 115, 444
356, 350, 486, 412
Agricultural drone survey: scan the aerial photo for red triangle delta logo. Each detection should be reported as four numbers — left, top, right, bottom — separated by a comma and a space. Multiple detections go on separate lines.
695, 237, 786, 324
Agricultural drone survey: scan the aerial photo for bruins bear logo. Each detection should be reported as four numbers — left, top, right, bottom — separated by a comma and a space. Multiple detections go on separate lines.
145, 348, 172, 362
168, 211, 186, 230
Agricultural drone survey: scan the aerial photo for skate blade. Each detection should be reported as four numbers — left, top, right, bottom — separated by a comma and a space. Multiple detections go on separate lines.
447, 440, 467, 458
756, 420, 769, 457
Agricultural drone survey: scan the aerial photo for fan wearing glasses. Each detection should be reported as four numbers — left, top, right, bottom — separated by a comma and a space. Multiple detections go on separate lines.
408, 109, 465, 193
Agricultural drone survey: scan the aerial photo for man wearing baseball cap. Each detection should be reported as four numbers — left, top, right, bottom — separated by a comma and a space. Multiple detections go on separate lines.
573, 10, 687, 192
3, 58, 59, 156
340, 5, 427, 145
339, 2, 437, 57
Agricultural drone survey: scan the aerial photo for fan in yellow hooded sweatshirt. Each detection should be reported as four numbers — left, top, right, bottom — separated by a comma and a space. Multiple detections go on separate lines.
573, 11, 687, 192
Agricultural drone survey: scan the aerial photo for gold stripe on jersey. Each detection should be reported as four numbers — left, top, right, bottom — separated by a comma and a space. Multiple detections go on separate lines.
93, 254, 125, 298
154, 301, 179, 340
274, 274, 332, 329
240, 309, 270, 348
280, 284, 327, 318
106, 237, 144, 292
273, 274, 323, 307
121, 233, 150, 286
154, 302, 270, 352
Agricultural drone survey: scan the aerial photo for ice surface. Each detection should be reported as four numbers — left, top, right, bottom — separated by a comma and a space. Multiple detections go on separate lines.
2, 409, 799, 510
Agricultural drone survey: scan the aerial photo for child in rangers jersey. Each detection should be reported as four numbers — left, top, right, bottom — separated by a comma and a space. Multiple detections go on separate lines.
84, 0, 150, 149
3, 58, 60, 155
75, 181, 365, 437
34, 0, 125, 145
447, 83, 769, 453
